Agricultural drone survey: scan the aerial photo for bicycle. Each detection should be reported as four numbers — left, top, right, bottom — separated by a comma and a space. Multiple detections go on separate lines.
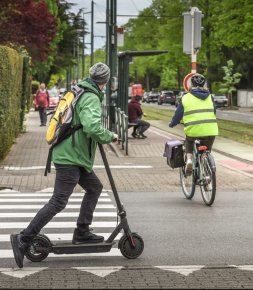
179, 139, 216, 206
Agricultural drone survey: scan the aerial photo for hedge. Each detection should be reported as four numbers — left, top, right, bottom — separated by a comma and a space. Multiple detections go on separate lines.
0, 46, 31, 160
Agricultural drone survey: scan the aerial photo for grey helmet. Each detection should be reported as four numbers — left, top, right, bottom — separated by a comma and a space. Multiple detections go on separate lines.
89, 62, 111, 84
191, 73, 206, 87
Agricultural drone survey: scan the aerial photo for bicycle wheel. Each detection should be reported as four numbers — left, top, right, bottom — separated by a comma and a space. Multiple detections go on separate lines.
180, 165, 196, 199
199, 152, 216, 206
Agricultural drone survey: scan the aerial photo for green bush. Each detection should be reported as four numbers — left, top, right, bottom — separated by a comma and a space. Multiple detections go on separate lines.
0, 46, 27, 160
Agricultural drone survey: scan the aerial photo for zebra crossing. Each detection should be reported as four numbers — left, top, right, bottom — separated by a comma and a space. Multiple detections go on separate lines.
0, 189, 122, 261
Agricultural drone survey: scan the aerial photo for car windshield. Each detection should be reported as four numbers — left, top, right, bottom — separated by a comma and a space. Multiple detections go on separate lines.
214, 95, 226, 99
163, 92, 173, 96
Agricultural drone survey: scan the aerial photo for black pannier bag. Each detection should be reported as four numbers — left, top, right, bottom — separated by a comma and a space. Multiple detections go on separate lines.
163, 139, 185, 169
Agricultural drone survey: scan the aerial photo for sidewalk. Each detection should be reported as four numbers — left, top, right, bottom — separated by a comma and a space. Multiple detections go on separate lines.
0, 110, 253, 193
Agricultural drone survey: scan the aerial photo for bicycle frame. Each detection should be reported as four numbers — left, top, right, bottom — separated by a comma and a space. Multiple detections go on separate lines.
192, 140, 204, 184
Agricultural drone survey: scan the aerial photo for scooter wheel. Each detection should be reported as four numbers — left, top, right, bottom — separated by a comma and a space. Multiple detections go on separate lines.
25, 234, 51, 262
118, 233, 144, 259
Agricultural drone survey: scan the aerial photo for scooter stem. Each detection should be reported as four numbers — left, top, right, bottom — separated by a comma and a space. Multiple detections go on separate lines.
98, 143, 124, 213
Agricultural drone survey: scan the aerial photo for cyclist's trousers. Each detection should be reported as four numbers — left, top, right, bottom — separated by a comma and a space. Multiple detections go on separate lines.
185, 136, 216, 154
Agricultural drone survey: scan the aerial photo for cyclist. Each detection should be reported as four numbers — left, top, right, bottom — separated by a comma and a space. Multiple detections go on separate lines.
169, 73, 219, 175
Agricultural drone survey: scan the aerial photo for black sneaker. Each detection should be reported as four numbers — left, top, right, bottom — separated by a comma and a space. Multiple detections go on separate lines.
131, 132, 138, 138
72, 229, 104, 245
10, 234, 27, 268
140, 133, 147, 138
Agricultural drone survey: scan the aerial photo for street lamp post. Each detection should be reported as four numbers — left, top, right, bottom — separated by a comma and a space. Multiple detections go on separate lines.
82, 10, 92, 78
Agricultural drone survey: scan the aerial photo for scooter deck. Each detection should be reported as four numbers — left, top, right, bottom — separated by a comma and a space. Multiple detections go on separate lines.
52, 241, 116, 255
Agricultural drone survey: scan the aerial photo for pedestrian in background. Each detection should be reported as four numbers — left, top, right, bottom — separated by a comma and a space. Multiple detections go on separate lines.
35, 83, 49, 126
10, 62, 118, 268
128, 95, 150, 138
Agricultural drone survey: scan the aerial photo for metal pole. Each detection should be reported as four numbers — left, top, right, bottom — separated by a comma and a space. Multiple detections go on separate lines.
191, 7, 197, 73
82, 12, 85, 79
91, 0, 94, 66
77, 35, 80, 80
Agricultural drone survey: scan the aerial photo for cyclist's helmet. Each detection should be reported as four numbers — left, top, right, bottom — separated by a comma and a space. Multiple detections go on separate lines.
191, 73, 206, 87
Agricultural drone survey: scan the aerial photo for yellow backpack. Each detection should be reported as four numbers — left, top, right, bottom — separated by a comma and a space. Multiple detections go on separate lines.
45, 85, 86, 176
46, 85, 85, 145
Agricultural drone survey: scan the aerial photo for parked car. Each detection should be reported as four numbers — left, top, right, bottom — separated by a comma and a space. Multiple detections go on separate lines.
48, 88, 60, 109
59, 87, 67, 99
212, 94, 229, 107
158, 90, 176, 105
142, 92, 149, 103
146, 91, 160, 103
175, 91, 186, 107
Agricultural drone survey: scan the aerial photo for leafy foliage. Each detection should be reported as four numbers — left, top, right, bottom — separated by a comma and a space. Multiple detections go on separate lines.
0, 0, 57, 61
219, 60, 242, 107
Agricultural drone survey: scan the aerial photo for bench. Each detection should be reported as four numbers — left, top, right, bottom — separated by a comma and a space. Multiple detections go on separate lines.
128, 122, 138, 129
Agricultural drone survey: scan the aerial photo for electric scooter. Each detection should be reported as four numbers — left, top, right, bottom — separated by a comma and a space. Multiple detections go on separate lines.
25, 143, 144, 262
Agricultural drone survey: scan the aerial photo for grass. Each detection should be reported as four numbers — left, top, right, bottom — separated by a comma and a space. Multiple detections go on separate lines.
142, 105, 253, 146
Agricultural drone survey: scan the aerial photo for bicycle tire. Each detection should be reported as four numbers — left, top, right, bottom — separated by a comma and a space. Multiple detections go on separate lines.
180, 166, 196, 199
199, 152, 216, 206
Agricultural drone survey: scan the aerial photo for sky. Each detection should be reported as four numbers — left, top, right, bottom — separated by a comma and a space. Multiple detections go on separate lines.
69, 0, 152, 54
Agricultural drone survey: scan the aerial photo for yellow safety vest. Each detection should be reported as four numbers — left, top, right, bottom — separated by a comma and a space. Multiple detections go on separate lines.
182, 93, 219, 137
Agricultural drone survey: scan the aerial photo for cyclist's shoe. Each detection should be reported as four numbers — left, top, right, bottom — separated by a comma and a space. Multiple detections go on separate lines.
185, 159, 193, 176
72, 228, 104, 244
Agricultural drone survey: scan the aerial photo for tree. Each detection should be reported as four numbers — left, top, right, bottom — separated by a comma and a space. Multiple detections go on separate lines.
0, 0, 57, 62
219, 60, 241, 108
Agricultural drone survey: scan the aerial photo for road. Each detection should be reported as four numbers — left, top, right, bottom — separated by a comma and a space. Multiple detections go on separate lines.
142, 102, 253, 124
0, 189, 253, 288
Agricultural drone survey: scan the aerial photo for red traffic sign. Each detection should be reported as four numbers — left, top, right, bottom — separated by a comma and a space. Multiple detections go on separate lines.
183, 73, 194, 92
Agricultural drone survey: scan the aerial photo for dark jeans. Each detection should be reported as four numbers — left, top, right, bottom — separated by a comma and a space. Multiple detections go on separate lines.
185, 136, 215, 154
21, 164, 103, 243
38, 106, 47, 125
134, 119, 150, 135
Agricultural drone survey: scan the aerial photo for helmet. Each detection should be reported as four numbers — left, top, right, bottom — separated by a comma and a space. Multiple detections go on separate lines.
191, 73, 206, 87
89, 62, 110, 84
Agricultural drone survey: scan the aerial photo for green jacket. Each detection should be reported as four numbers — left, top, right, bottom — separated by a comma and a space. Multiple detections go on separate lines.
52, 79, 114, 172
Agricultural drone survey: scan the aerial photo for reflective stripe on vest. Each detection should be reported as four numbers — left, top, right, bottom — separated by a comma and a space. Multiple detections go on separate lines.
182, 93, 219, 137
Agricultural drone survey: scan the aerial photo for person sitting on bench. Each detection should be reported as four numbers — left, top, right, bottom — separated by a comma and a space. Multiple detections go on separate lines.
128, 95, 150, 139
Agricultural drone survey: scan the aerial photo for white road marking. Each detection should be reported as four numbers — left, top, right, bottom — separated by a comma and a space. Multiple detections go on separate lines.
0, 221, 117, 229
0, 193, 108, 197
0, 198, 111, 203
237, 265, 253, 272
73, 266, 123, 277
155, 265, 204, 276
0, 212, 117, 218
0, 204, 115, 209
149, 128, 178, 139
4, 165, 152, 170
0, 268, 47, 278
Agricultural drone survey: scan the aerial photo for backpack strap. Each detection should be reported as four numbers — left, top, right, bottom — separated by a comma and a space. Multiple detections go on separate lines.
44, 146, 54, 176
